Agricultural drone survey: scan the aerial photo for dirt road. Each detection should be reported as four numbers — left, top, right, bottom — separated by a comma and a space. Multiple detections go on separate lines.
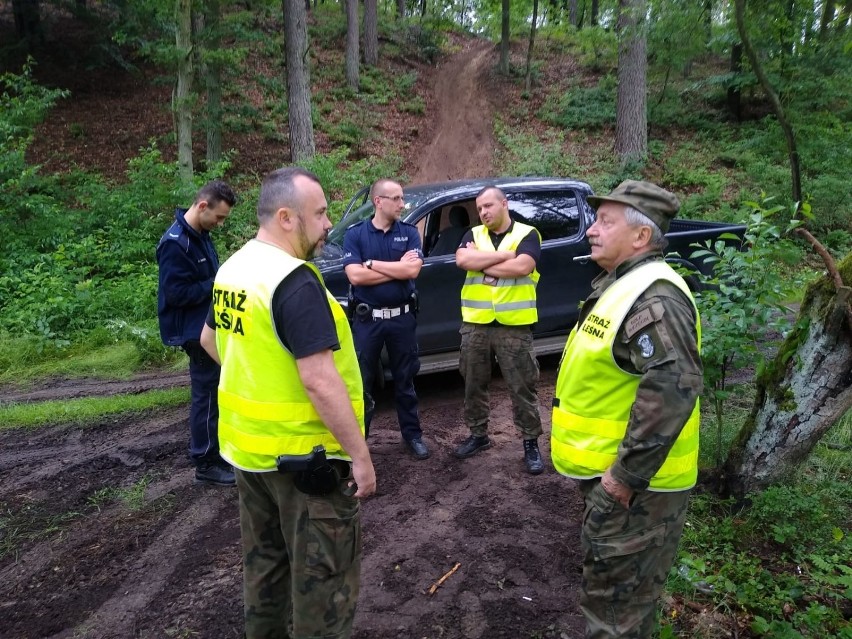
0, 358, 584, 639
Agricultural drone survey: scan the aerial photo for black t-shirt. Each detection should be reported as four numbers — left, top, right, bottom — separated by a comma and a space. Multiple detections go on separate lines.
206, 265, 339, 358
458, 220, 542, 263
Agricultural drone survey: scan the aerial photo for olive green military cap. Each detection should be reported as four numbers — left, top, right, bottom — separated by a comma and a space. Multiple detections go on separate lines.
587, 180, 681, 233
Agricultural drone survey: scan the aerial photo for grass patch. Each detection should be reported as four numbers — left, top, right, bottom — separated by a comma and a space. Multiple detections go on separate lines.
0, 505, 81, 561
88, 473, 156, 511
0, 387, 190, 430
0, 331, 184, 385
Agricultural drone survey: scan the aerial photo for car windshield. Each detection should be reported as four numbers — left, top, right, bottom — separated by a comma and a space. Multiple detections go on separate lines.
326, 190, 431, 247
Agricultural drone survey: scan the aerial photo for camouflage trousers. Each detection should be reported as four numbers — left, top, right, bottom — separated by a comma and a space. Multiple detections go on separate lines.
578, 479, 690, 639
235, 467, 362, 639
459, 322, 542, 439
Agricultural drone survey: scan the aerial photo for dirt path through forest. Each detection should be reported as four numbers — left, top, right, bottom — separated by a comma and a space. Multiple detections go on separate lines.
409, 40, 497, 184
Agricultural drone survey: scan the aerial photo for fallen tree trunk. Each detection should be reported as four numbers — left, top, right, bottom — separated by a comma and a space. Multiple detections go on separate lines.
722, 253, 852, 496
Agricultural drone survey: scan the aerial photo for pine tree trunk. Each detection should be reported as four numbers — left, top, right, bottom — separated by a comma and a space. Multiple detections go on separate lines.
591, 0, 599, 26
525, 0, 539, 93
818, 0, 836, 39
345, 0, 360, 90
204, 0, 223, 165
397, 0, 406, 19
722, 254, 852, 496
193, 2, 223, 167
499, 0, 510, 74
283, 0, 315, 161
175, 0, 194, 184
614, 0, 647, 166
568, 0, 577, 25
363, 0, 378, 66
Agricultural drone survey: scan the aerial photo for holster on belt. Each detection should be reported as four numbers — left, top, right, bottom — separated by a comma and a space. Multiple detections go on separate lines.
276, 445, 349, 495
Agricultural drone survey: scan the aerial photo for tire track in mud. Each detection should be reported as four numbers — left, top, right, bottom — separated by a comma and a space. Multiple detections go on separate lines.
0, 371, 190, 403
0, 407, 187, 494
0, 399, 241, 639
44, 491, 236, 639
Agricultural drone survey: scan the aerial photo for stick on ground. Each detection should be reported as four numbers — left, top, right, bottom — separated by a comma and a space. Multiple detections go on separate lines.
427, 562, 461, 595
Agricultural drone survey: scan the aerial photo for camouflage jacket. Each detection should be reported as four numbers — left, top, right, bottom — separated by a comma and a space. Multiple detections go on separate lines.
579, 251, 703, 492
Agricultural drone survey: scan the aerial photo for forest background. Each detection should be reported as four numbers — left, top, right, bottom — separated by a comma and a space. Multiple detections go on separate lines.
1, 0, 851, 637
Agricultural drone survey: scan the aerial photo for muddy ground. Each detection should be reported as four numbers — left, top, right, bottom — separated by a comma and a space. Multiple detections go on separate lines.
0, 356, 586, 639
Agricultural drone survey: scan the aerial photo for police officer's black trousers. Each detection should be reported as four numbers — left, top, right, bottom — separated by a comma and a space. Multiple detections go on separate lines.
352, 311, 421, 441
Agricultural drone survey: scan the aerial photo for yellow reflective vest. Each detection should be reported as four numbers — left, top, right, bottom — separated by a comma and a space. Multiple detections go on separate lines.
212, 239, 364, 472
551, 261, 701, 491
460, 222, 541, 325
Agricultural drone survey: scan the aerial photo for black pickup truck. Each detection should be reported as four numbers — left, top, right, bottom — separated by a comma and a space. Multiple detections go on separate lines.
313, 177, 745, 376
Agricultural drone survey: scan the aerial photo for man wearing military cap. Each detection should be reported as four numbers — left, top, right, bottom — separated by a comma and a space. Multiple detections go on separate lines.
551, 180, 703, 638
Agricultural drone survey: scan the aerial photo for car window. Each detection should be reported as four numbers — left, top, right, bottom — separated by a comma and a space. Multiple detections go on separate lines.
506, 191, 582, 241
425, 202, 475, 256
328, 190, 432, 247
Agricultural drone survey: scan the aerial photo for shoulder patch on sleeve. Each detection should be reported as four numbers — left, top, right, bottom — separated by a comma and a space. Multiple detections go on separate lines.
623, 301, 665, 340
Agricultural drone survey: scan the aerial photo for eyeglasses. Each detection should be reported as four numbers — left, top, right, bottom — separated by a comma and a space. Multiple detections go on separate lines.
377, 195, 405, 203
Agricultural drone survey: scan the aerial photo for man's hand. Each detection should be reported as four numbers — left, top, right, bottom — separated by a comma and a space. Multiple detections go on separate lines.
351, 458, 376, 498
401, 249, 421, 263
601, 467, 634, 509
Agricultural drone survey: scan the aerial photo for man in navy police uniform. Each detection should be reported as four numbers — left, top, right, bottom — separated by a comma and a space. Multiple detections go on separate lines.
157, 180, 237, 486
343, 178, 429, 459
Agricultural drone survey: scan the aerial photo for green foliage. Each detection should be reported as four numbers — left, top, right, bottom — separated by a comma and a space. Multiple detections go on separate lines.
494, 119, 582, 178
300, 149, 403, 223
539, 75, 616, 129
691, 198, 805, 467
0, 60, 68, 220
562, 26, 617, 72
672, 480, 852, 638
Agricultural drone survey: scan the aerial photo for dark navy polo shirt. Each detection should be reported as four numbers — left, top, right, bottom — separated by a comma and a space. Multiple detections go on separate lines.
343, 218, 423, 307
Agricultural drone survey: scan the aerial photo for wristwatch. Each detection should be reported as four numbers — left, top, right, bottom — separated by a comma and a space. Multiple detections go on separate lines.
365, 259, 373, 270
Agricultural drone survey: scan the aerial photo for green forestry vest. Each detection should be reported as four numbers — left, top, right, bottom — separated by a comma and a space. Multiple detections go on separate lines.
460, 223, 541, 326
551, 261, 701, 491
212, 239, 364, 472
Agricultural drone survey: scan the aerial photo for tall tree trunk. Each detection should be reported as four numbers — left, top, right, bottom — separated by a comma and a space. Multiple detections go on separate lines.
722, 253, 852, 496
614, 0, 647, 166
819, 0, 836, 39
420, 0, 426, 18
499, 0, 510, 74
12, 0, 42, 43
704, 0, 713, 45
363, 0, 378, 66
283, 0, 315, 161
734, 0, 802, 204
345, 0, 360, 90
727, 42, 742, 121
568, 0, 577, 25
397, 0, 406, 19
591, 0, 599, 26
525, 0, 539, 93
175, 0, 194, 184
203, 0, 223, 165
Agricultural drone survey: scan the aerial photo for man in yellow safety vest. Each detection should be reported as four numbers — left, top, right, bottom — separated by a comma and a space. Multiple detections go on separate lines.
453, 186, 545, 475
551, 180, 702, 638
200, 167, 376, 639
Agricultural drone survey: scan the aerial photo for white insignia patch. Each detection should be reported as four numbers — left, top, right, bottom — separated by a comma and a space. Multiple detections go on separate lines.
637, 334, 655, 358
